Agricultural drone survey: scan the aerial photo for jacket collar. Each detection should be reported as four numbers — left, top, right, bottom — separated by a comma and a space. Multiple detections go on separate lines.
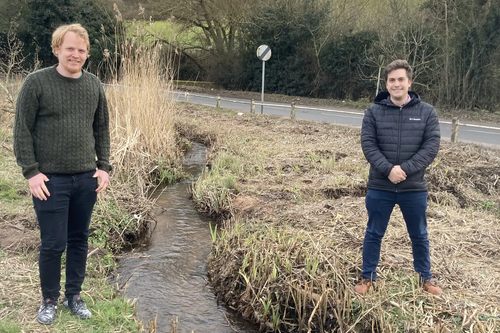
374, 91, 421, 108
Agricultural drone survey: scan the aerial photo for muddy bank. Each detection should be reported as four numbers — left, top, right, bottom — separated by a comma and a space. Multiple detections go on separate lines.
176, 104, 500, 332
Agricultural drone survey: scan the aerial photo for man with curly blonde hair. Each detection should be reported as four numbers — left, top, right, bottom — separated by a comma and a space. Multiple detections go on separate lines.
14, 23, 111, 324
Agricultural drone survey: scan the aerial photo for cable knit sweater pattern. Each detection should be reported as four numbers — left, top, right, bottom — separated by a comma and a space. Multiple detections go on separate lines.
13, 65, 111, 179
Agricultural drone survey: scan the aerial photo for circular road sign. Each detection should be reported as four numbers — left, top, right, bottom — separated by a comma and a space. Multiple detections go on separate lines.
257, 44, 272, 61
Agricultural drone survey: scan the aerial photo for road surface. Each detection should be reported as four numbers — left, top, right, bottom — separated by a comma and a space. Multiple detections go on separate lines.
175, 91, 500, 147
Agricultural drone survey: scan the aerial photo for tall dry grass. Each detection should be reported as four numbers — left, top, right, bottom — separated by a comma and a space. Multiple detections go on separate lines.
93, 40, 181, 250
106, 42, 179, 187
0, 75, 23, 134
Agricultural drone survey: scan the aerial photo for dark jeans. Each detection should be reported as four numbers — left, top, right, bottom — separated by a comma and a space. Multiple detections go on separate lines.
33, 170, 97, 301
361, 189, 432, 282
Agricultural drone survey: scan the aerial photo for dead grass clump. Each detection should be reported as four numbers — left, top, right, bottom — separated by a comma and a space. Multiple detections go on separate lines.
106, 42, 179, 183
101, 41, 181, 249
0, 75, 21, 154
179, 105, 500, 332
190, 169, 236, 218
0, 252, 41, 325
427, 143, 500, 210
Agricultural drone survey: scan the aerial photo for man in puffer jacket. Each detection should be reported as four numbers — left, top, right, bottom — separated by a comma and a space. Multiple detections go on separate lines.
355, 59, 443, 296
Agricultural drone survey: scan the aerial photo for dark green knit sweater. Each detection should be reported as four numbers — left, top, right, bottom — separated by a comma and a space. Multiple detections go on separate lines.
13, 65, 111, 179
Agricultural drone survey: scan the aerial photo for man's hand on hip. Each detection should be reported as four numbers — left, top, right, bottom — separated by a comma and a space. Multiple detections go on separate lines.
388, 165, 407, 184
29, 173, 50, 200
93, 169, 109, 193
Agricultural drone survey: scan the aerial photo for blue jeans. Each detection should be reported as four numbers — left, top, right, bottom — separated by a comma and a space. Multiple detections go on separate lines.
33, 170, 97, 301
362, 189, 432, 281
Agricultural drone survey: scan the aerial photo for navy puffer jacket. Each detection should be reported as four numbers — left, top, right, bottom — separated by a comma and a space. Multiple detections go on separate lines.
361, 91, 440, 192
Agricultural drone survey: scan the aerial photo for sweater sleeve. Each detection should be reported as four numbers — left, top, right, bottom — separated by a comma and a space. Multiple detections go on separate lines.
400, 106, 440, 176
93, 82, 112, 172
13, 75, 41, 179
361, 107, 394, 176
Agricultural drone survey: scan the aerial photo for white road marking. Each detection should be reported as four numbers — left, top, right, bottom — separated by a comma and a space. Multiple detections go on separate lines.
465, 130, 500, 135
321, 113, 361, 119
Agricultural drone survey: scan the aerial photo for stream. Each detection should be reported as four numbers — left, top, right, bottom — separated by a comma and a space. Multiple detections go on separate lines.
116, 143, 259, 333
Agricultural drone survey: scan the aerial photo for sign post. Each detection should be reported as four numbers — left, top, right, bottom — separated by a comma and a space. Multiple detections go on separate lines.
256, 44, 272, 114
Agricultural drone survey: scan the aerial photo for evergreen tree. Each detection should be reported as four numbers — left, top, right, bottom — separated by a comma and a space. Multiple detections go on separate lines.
24, 0, 115, 73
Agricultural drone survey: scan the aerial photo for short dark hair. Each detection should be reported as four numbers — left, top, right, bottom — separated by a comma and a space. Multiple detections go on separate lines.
384, 59, 412, 82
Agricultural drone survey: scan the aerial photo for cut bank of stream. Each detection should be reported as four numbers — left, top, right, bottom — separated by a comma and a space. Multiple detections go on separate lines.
116, 143, 259, 333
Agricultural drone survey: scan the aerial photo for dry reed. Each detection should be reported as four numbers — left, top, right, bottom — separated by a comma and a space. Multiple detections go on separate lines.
95, 39, 181, 250
106, 41, 179, 186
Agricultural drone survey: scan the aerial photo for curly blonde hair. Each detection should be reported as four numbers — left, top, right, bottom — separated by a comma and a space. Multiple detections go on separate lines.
51, 24, 90, 55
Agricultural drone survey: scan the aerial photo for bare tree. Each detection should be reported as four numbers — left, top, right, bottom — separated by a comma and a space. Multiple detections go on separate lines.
361, 1, 439, 94
0, 17, 38, 113
425, 0, 500, 110
155, 0, 261, 56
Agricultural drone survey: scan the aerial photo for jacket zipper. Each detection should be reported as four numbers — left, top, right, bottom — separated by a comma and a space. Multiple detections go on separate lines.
396, 105, 403, 192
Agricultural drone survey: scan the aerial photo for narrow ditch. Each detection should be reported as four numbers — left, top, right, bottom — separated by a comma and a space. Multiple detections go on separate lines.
116, 143, 259, 333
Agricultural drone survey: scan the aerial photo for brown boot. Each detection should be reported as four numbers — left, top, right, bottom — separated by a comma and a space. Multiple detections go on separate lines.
422, 280, 443, 296
354, 278, 372, 295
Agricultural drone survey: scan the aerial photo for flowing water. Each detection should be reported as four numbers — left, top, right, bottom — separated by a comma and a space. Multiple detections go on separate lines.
116, 143, 259, 333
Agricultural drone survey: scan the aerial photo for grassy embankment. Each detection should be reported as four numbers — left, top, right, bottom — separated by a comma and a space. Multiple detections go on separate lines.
176, 102, 500, 332
0, 42, 179, 332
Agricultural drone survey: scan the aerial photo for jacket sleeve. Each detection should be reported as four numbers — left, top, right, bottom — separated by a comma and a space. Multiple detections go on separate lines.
13, 75, 40, 179
93, 82, 112, 172
361, 107, 394, 176
400, 107, 440, 176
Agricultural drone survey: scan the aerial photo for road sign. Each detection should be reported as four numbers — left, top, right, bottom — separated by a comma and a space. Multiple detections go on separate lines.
256, 45, 271, 114
257, 44, 271, 62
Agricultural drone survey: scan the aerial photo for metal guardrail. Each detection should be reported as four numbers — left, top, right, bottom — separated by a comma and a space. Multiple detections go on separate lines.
179, 91, 364, 116
179, 91, 500, 137
104, 85, 500, 143
438, 120, 500, 130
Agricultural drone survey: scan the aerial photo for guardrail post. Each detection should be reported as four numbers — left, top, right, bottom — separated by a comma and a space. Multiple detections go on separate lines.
251, 99, 255, 114
290, 102, 296, 119
451, 117, 459, 143
185, 92, 190, 102
216, 95, 221, 108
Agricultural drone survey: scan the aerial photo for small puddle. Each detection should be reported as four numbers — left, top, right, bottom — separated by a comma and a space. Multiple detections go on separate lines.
116, 143, 259, 333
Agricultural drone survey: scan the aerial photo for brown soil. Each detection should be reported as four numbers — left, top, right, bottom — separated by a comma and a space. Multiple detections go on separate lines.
232, 196, 262, 218
0, 222, 39, 253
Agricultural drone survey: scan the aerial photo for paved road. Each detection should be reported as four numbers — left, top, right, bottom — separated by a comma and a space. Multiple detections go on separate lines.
175, 91, 500, 147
